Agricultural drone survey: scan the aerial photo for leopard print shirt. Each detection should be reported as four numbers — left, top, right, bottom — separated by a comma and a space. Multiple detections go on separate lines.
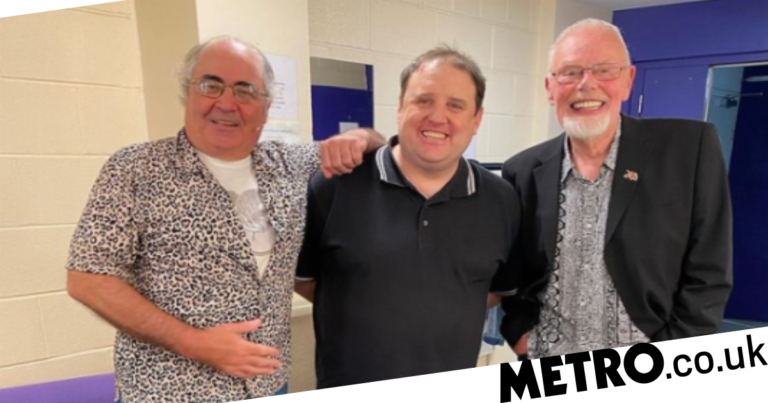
67, 130, 319, 403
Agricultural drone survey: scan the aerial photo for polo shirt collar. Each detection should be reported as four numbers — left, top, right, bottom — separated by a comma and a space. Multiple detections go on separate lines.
374, 135, 476, 198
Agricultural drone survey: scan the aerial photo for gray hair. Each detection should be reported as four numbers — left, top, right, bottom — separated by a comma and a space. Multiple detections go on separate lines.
399, 45, 486, 114
548, 18, 631, 70
175, 35, 275, 103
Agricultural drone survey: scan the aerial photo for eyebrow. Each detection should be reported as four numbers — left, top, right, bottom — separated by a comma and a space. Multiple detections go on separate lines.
201, 74, 224, 83
448, 97, 468, 106
200, 74, 256, 87
414, 92, 466, 100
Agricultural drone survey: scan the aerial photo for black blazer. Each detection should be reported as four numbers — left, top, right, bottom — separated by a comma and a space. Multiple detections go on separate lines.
500, 115, 733, 346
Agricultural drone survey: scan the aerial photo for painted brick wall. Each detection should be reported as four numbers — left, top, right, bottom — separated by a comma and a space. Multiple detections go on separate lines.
0, 0, 147, 388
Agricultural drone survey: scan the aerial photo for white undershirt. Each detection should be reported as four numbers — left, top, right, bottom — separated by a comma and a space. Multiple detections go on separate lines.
198, 151, 274, 278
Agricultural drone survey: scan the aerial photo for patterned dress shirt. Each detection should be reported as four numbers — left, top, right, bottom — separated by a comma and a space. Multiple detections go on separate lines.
67, 130, 318, 403
529, 127, 650, 358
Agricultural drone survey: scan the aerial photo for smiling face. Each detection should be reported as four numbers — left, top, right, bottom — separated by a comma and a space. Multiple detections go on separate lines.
546, 25, 635, 140
396, 59, 483, 175
184, 40, 271, 160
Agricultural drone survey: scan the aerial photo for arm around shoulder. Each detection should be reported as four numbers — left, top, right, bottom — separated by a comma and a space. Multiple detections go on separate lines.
319, 128, 386, 178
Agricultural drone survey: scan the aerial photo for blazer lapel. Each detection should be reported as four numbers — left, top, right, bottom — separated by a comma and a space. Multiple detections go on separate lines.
605, 116, 652, 245
533, 135, 565, 266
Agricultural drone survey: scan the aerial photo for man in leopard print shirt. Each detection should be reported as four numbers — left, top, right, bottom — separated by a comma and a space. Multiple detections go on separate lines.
66, 36, 383, 403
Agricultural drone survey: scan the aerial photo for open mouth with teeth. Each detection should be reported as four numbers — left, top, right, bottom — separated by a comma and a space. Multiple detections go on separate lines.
422, 130, 448, 140
571, 100, 605, 111
211, 118, 240, 127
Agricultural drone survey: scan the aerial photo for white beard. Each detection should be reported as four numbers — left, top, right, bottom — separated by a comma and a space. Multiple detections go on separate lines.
562, 112, 610, 140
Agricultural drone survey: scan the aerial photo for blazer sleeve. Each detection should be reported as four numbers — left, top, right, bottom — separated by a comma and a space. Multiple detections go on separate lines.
652, 123, 733, 341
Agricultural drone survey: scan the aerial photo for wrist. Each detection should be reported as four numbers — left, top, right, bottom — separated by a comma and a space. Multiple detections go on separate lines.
170, 326, 202, 359
355, 128, 385, 149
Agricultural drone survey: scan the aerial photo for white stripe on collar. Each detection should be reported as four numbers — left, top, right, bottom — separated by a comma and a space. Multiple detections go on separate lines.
464, 158, 476, 196
375, 146, 388, 182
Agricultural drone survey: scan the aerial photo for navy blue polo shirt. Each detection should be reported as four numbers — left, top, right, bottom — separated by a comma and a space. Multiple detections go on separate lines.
296, 136, 521, 388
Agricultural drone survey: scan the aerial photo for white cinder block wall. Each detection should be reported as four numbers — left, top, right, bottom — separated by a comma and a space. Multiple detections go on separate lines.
308, 0, 547, 163
0, 1, 147, 388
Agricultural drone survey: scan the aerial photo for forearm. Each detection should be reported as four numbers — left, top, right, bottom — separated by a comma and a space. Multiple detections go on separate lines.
353, 128, 386, 152
294, 280, 316, 302
318, 128, 385, 178
487, 293, 501, 309
500, 294, 540, 347
67, 270, 199, 357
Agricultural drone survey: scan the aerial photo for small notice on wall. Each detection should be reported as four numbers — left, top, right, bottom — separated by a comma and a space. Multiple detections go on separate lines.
339, 121, 359, 133
265, 53, 298, 121
260, 121, 302, 144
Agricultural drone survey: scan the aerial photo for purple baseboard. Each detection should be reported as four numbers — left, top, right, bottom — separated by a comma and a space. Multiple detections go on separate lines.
0, 374, 115, 403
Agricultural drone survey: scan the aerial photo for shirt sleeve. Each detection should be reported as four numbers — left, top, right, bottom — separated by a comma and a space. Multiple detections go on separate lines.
491, 239, 523, 296
66, 149, 139, 280
490, 185, 524, 296
284, 141, 321, 182
295, 172, 328, 281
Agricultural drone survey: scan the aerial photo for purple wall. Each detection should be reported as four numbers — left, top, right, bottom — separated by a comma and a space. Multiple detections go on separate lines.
311, 65, 374, 141
614, 0, 768, 63
614, 0, 768, 323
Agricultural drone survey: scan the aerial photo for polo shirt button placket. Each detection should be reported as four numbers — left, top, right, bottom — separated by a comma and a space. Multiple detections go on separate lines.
418, 205, 430, 250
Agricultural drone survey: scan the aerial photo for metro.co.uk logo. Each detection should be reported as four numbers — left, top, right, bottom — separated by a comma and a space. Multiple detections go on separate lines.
501, 333, 766, 401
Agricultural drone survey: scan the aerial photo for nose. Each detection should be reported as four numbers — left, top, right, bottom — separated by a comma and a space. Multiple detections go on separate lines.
427, 104, 449, 124
576, 69, 599, 90
214, 87, 238, 111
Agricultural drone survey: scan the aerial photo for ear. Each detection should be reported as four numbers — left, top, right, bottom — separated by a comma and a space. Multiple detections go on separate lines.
545, 76, 555, 105
396, 99, 404, 130
472, 106, 484, 135
621, 65, 637, 101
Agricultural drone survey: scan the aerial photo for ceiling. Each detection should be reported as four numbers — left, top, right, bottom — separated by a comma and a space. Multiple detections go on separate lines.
574, 0, 710, 11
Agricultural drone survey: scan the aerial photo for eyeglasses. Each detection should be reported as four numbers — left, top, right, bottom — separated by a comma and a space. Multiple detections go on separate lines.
190, 77, 269, 103
550, 63, 629, 84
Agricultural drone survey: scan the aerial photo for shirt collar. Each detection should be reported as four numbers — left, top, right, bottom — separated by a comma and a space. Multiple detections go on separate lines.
375, 136, 476, 198
175, 129, 207, 175
176, 128, 268, 176
560, 121, 622, 184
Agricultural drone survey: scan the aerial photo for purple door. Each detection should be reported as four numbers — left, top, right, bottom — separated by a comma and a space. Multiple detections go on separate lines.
633, 65, 709, 119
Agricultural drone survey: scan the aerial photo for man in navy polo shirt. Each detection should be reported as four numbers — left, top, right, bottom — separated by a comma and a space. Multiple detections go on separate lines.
295, 46, 522, 388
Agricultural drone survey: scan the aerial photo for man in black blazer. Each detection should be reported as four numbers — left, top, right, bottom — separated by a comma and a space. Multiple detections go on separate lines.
500, 19, 732, 359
